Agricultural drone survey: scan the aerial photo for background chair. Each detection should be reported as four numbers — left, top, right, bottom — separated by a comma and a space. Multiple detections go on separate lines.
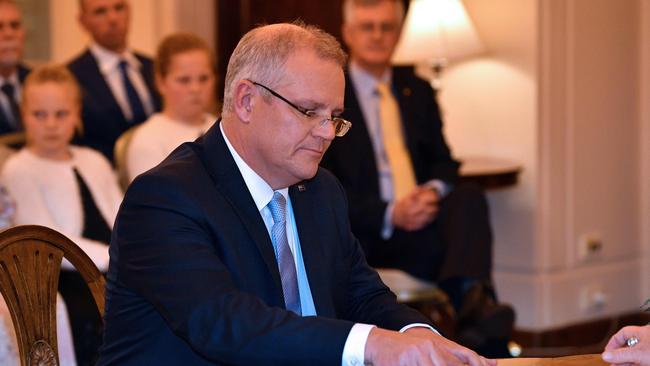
113, 126, 139, 190
376, 268, 455, 337
0, 225, 105, 366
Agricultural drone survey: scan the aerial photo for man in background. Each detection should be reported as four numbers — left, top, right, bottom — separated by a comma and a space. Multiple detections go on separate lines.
0, 0, 29, 135
321, 0, 514, 356
68, 0, 160, 162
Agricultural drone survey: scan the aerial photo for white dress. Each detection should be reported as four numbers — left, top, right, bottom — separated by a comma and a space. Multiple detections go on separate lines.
126, 112, 216, 182
0, 147, 123, 272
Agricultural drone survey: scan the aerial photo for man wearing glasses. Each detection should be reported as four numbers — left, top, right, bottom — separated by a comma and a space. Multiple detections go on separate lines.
97, 22, 495, 366
321, 0, 513, 356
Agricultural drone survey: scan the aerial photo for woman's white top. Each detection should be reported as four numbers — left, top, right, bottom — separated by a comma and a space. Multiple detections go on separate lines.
0, 147, 123, 271
126, 112, 215, 182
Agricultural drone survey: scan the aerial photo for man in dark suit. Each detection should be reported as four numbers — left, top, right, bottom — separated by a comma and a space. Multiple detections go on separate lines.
97, 22, 495, 366
0, 0, 29, 136
68, 0, 160, 162
321, 0, 513, 355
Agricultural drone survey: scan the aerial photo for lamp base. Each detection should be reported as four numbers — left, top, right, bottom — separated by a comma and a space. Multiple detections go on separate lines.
430, 59, 448, 91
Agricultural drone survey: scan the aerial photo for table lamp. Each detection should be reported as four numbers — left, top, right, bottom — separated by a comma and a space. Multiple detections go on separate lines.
392, 0, 484, 90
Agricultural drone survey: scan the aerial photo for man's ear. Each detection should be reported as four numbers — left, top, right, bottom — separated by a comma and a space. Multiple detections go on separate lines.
233, 80, 255, 123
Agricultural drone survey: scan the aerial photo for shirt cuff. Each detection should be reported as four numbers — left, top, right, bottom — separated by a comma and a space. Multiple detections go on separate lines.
425, 179, 452, 199
342, 323, 375, 366
399, 323, 440, 335
381, 202, 395, 240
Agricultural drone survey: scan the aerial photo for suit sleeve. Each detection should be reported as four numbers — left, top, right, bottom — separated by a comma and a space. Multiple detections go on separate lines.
113, 173, 355, 366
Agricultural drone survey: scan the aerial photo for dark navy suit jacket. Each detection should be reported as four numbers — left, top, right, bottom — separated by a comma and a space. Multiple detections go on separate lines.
0, 64, 30, 135
67, 49, 161, 162
322, 66, 460, 243
97, 121, 430, 365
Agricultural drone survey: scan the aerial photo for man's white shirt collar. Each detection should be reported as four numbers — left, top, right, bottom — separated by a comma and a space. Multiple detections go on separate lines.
0, 72, 19, 87
220, 123, 289, 210
348, 61, 392, 97
89, 43, 142, 75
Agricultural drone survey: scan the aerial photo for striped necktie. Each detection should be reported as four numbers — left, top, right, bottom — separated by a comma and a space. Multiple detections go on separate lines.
267, 192, 301, 315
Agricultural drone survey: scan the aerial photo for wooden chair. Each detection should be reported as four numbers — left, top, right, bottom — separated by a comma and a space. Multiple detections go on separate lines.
0, 225, 105, 366
114, 126, 139, 190
0, 131, 25, 150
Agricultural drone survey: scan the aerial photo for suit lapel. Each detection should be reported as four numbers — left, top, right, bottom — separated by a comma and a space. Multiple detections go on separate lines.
200, 123, 283, 294
134, 53, 161, 111
392, 68, 419, 161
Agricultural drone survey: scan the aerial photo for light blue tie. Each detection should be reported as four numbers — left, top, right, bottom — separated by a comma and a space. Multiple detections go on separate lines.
268, 192, 301, 315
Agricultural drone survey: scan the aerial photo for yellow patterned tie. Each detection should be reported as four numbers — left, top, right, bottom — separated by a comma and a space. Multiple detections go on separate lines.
377, 82, 417, 200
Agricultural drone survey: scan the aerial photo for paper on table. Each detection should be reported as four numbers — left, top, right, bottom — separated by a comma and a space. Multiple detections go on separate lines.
497, 354, 608, 366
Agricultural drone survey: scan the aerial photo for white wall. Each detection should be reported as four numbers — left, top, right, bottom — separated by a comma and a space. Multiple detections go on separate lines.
417, 0, 542, 327
422, 0, 645, 330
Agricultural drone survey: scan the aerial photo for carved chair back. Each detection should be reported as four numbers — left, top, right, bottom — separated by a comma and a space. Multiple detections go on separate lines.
0, 225, 105, 366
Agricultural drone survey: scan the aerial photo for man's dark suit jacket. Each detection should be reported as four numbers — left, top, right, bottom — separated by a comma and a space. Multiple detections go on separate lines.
321, 66, 461, 276
68, 49, 161, 162
322, 66, 460, 239
97, 121, 431, 365
0, 64, 30, 134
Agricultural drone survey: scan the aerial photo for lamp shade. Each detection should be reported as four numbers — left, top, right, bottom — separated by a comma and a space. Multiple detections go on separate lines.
392, 0, 484, 65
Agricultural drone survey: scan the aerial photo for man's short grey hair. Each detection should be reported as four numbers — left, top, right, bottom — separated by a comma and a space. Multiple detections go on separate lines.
342, 0, 405, 25
222, 21, 347, 115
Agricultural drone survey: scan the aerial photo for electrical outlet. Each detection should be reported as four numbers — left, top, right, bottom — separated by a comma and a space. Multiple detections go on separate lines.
579, 284, 608, 312
577, 232, 603, 262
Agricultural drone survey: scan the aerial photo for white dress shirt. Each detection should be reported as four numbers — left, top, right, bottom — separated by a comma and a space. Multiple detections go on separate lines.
89, 43, 155, 121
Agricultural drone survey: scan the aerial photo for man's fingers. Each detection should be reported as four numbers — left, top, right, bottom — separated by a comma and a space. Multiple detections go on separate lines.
451, 346, 491, 366
602, 347, 642, 365
604, 326, 636, 351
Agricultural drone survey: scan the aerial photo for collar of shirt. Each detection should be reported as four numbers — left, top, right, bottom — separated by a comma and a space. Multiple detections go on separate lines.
220, 123, 289, 210
0, 71, 19, 86
89, 42, 142, 76
348, 61, 392, 98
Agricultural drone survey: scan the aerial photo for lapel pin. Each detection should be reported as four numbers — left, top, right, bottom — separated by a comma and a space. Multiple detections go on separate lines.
298, 184, 306, 192
402, 87, 412, 97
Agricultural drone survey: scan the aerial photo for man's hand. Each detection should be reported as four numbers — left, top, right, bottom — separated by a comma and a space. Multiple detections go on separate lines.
392, 187, 439, 231
602, 325, 650, 366
365, 327, 496, 366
